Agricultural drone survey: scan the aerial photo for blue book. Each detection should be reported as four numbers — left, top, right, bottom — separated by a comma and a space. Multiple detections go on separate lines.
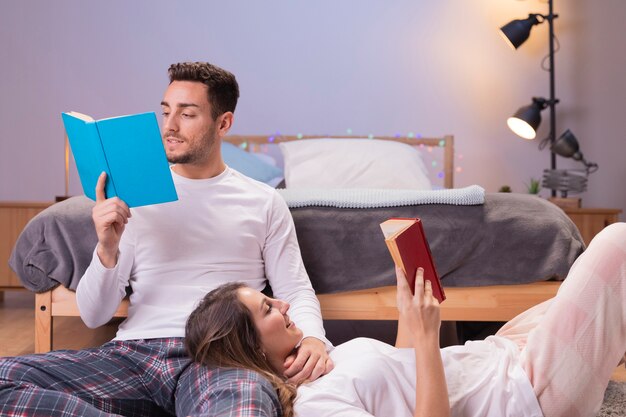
61, 111, 178, 207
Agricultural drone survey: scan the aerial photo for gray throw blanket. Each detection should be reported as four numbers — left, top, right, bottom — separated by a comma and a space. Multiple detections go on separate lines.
289, 192, 584, 292
9, 197, 96, 292
9, 193, 584, 294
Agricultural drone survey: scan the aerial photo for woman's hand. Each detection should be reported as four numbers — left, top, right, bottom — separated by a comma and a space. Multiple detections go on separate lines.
396, 267, 449, 417
396, 267, 441, 342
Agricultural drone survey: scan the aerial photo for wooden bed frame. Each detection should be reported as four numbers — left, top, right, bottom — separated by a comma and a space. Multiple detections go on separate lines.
35, 282, 559, 352
33, 134, 561, 353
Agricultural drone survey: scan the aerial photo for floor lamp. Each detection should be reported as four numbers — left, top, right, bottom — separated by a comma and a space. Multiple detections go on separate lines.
500, 0, 558, 197
499, 0, 596, 201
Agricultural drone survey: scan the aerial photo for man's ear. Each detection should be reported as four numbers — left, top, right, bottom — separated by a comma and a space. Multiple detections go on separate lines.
217, 112, 234, 137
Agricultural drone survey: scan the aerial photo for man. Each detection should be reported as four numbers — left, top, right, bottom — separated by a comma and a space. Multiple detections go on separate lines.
0, 62, 332, 416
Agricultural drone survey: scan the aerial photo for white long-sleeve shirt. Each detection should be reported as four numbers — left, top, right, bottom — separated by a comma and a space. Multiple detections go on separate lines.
76, 166, 329, 345
295, 337, 542, 417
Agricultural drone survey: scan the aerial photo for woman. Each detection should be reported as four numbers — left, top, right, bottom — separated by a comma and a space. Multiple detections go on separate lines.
185, 223, 626, 417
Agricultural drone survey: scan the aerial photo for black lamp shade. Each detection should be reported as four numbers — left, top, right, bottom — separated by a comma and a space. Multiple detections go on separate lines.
500, 15, 541, 49
551, 129, 582, 160
507, 101, 543, 140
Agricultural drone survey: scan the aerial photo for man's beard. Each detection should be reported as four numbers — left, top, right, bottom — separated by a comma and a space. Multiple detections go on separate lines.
166, 130, 216, 165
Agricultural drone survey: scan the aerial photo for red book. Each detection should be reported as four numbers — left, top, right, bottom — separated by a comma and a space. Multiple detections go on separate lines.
380, 217, 446, 303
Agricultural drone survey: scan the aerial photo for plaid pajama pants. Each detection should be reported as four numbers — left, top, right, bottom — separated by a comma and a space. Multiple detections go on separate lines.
0, 337, 281, 417
497, 222, 626, 417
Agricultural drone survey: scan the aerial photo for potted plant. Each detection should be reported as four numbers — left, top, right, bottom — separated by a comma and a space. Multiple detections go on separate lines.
526, 178, 540, 195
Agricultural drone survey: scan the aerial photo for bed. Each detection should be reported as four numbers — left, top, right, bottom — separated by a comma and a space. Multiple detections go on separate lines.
9, 134, 584, 353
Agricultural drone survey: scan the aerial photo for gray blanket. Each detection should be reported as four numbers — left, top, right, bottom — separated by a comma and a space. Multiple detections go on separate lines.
9, 197, 97, 292
9, 193, 584, 293
291, 192, 584, 293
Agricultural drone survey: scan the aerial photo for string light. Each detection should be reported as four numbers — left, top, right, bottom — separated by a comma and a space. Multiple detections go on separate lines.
263, 129, 464, 186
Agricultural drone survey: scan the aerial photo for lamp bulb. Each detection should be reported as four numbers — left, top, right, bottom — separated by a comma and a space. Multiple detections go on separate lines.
507, 117, 536, 140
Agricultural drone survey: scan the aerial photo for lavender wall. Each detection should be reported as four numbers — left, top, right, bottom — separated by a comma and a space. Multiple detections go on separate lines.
1, 1, 624, 218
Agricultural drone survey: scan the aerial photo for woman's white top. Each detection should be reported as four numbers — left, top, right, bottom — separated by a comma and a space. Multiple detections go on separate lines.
295, 337, 543, 417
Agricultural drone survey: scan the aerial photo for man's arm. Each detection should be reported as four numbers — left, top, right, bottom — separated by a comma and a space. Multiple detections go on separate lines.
262, 191, 334, 383
76, 245, 134, 328
76, 173, 134, 328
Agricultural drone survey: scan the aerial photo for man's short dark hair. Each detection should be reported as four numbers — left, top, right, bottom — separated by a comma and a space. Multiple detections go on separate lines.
168, 62, 240, 120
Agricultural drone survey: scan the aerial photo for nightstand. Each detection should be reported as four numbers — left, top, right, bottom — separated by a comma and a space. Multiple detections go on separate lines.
562, 207, 622, 246
0, 202, 53, 289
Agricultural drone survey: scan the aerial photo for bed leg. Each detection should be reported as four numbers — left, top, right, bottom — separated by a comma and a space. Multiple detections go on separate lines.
35, 290, 53, 353
440, 321, 460, 347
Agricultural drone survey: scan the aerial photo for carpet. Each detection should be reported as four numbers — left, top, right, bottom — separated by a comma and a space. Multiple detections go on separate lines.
599, 381, 626, 416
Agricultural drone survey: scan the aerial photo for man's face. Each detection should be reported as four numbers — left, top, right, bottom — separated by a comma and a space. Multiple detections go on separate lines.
160, 80, 218, 165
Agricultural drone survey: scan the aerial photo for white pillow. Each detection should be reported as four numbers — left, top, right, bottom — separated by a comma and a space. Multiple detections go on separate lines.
221, 142, 283, 184
253, 152, 279, 167
279, 138, 432, 189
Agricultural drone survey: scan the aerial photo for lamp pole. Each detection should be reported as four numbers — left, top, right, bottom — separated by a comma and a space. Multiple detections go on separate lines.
547, 0, 558, 197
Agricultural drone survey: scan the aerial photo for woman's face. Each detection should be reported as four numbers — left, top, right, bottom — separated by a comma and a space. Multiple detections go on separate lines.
237, 287, 303, 368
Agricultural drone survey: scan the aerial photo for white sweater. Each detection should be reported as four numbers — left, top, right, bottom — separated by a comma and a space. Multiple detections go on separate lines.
76, 167, 329, 344
295, 337, 542, 417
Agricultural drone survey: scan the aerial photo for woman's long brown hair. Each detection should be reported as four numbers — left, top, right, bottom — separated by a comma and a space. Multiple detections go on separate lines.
185, 282, 298, 417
